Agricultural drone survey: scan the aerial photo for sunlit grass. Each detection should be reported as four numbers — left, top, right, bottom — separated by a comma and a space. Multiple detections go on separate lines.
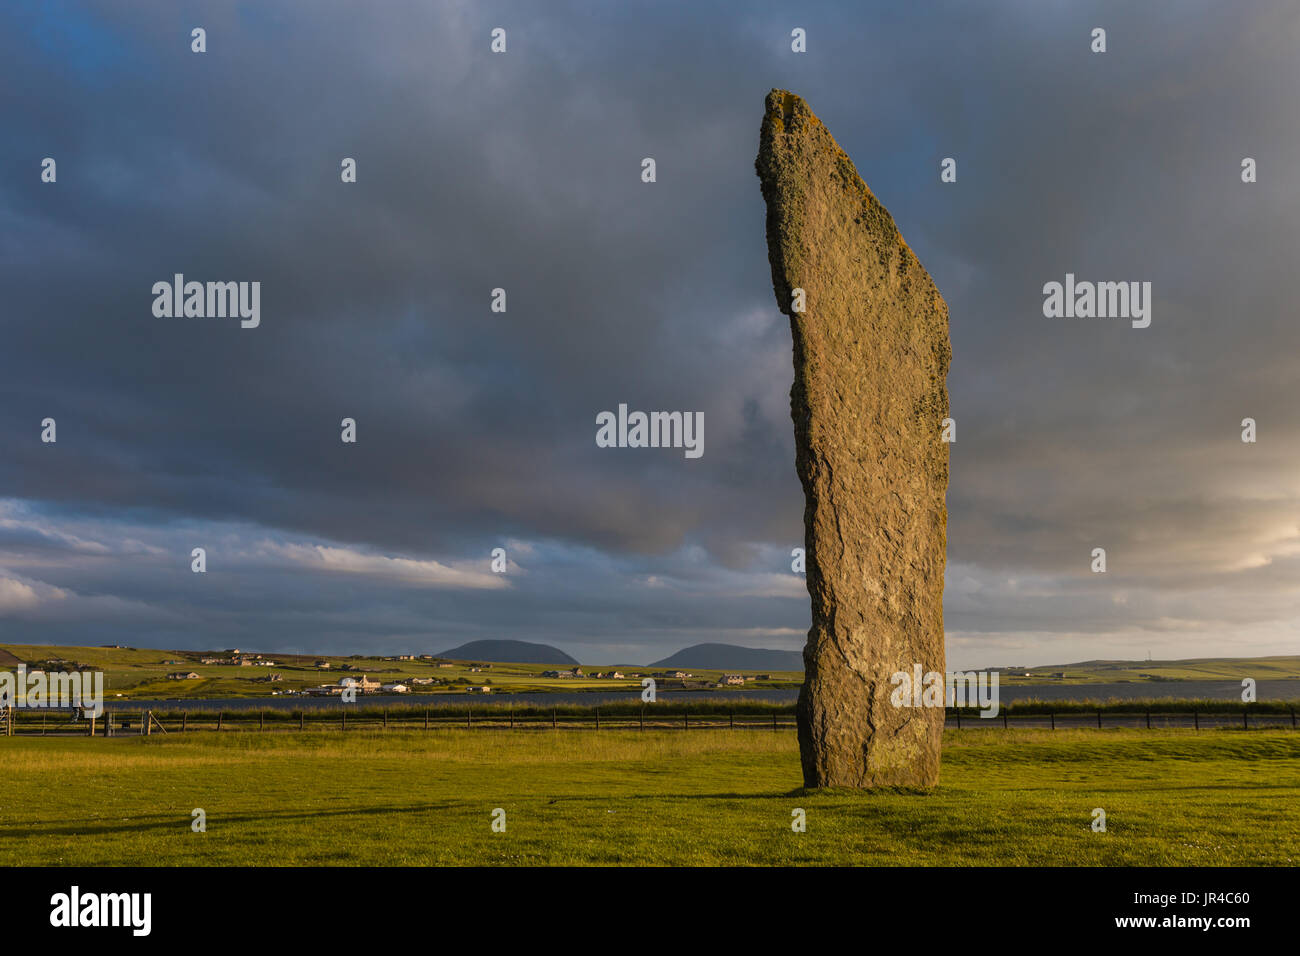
1, 728, 1295, 866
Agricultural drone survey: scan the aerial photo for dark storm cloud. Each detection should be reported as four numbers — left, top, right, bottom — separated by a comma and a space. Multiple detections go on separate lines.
1, 1, 1297, 666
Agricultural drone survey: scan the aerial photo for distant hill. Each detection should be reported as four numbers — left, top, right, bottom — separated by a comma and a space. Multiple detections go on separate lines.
436, 640, 578, 666
652, 643, 804, 671
986, 655, 1300, 683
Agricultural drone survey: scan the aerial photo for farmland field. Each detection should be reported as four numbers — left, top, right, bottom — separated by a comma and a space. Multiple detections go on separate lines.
1, 727, 1296, 866
0, 643, 799, 700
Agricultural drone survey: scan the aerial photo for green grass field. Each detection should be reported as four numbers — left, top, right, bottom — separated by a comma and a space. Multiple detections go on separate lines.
2, 728, 1295, 866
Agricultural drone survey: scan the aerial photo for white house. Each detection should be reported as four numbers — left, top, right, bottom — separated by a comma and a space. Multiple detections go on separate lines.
338, 675, 380, 692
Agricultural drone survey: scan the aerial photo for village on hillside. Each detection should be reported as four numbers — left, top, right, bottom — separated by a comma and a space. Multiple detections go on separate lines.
0, 644, 800, 702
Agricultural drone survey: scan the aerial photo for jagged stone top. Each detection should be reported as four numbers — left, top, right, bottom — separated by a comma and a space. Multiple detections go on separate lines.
755, 88, 943, 331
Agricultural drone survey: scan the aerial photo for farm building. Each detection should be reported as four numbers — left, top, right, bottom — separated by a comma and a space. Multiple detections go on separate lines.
339, 675, 381, 692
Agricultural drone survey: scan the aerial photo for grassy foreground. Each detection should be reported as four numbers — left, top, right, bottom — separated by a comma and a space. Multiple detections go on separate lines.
1, 728, 1296, 866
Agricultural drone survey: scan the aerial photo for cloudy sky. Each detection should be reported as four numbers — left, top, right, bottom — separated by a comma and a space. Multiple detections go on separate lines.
2, 1, 1297, 668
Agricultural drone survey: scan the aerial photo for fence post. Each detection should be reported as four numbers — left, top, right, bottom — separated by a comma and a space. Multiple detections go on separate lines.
595, 707, 600, 731
342, 710, 346, 731
955, 708, 961, 729
730, 710, 734, 730
552, 708, 557, 730
260, 710, 265, 732
1050, 712, 1054, 730
639, 707, 644, 732
772, 712, 777, 732
1244, 708, 1248, 730
182, 711, 187, 733
300, 711, 304, 731
467, 705, 471, 730
425, 709, 429, 731
89, 713, 96, 737
1097, 709, 1102, 729
1194, 710, 1198, 731
42, 711, 46, 736
143, 711, 150, 736
1002, 710, 1008, 730
1292, 707, 1296, 729
510, 705, 513, 730
217, 711, 223, 732
683, 711, 688, 731
383, 710, 388, 730
1146, 709, 1150, 730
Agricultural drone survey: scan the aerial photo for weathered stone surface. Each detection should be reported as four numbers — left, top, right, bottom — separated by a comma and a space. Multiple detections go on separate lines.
756, 89, 950, 789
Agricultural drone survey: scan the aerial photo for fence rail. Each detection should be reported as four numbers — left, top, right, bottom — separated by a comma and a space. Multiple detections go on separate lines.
1, 703, 1296, 737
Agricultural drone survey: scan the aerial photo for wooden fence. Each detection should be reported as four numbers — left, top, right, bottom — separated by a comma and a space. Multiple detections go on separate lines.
2, 704, 1297, 737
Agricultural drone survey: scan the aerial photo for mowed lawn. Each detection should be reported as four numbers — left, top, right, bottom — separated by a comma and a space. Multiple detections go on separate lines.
1, 728, 1296, 866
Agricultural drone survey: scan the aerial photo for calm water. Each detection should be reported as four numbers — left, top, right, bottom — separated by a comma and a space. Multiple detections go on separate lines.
107, 679, 1299, 711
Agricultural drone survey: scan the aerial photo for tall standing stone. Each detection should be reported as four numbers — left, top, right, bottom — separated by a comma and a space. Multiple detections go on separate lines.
756, 90, 950, 789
